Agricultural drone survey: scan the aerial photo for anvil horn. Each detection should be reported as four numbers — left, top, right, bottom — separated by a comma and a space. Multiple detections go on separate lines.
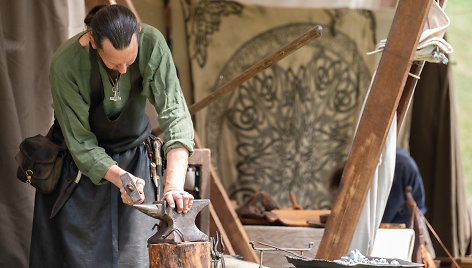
133, 203, 166, 219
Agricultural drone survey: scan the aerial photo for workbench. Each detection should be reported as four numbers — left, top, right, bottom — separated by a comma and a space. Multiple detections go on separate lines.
244, 225, 324, 268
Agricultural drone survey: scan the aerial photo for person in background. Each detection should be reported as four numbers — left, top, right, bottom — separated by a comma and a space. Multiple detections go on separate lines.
381, 147, 426, 227
29, 5, 194, 267
329, 147, 426, 228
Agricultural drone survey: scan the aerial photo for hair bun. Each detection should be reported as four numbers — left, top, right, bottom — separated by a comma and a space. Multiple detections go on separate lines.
84, 5, 107, 26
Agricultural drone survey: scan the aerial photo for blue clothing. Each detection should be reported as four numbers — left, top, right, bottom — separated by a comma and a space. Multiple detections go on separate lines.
381, 148, 426, 227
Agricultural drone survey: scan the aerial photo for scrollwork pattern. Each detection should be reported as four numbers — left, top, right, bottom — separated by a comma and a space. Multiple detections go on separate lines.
184, 0, 243, 68
204, 23, 372, 209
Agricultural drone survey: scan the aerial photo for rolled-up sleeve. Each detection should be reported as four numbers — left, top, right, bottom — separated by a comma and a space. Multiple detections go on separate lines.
140, 26, 194, 155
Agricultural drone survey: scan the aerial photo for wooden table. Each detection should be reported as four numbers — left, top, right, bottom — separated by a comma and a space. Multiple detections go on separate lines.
436, 257, 472, 268
244, 225, 324, 268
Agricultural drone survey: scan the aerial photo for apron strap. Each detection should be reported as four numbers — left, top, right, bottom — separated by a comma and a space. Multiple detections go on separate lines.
89, 44, 105, 110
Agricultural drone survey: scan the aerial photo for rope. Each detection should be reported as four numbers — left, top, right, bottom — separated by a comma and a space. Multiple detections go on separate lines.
416, 206, 461, 268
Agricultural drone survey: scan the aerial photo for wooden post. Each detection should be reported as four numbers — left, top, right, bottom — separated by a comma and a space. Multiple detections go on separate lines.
396, 62, 424, 132
148, 242, 211, 268
316, 0, 433, 260
188, 149, 211, 236
194, 134, 260, 263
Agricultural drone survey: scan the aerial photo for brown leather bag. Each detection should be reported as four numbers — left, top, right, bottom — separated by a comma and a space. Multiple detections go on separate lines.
15, 120, 68, 194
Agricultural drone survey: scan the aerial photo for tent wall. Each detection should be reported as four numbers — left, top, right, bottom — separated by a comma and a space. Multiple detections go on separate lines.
0, 1, 85, 267
0, 1, 469, 267
182, 0, 379, 209
410, 62, 471, 257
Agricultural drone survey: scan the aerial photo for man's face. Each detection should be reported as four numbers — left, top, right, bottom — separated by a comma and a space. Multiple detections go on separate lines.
95, 34, 139, 74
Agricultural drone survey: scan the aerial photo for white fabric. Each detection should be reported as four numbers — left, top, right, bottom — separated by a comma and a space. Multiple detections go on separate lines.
370, 228, 415, 261
67, 0, 86, 38
371, 0, 453, 64
347, 71, 397, 255
348, 114, 397, 255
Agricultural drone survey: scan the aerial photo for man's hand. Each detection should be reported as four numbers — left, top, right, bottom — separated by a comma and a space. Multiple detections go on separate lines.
164, 147, 193, 213
163, 190, 194, 213
119, 173, 145, 205
105, 164, 145, 205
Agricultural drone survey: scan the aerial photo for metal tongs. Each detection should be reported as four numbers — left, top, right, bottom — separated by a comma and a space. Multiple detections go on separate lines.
210, 231, 225, 268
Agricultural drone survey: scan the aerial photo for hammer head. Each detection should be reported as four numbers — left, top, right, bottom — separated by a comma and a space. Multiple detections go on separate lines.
134, 199, 209, 244
120, 173, 143, 203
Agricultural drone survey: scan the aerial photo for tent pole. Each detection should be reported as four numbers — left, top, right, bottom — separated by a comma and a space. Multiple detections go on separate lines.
315, 0, 433, 260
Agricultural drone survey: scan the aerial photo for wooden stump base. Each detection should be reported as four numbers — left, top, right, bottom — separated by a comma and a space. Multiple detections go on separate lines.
149, 242, 211, 268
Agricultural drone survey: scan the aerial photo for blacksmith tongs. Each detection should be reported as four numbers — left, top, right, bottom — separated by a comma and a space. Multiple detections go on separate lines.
210, 231, 225, 268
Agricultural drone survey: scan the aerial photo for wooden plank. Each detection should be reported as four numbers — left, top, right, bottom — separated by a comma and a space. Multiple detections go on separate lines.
315, 0, 433, 260
194, 134, 259, 263
244, 226, 324, 268
396, 62, 424, 132
209, 203, 236, 255
188, 149, 211, 236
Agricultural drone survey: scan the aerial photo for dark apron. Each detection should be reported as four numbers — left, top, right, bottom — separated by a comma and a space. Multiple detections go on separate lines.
30, 47, 156, 268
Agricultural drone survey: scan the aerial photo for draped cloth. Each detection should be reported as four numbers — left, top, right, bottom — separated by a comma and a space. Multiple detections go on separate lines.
348, 116, 396, 255
372, 0, 453, 64
182, 0, 377, 209
410, 62, 471, 257
347, 71, 397, 255
2, 0, 470, 265
0, 1, 84, 267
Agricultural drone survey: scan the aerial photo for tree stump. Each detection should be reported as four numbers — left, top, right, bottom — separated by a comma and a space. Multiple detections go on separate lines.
149, 242, 211, 268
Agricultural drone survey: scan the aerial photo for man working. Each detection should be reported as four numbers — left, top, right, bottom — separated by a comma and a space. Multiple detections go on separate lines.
29, 5, 194, 267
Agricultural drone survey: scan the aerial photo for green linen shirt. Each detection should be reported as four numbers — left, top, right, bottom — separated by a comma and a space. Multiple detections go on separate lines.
50, 24, 194, 184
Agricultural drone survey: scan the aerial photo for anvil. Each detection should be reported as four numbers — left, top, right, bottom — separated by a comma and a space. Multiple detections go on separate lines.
134, 199, 210, 244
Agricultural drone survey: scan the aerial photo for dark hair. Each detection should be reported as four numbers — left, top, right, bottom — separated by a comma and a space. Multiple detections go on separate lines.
84, 5, 106, 26
329, 164, 345, 190
86, 5, 139, 50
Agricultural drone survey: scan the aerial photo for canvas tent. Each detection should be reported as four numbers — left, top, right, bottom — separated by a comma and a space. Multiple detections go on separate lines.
0, 0, 469, 267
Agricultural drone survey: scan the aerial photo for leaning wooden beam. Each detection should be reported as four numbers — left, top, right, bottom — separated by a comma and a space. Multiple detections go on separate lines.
188, 149, 211, 236
316, 0, 433, 260
209, 203, 236, 255
396, 62, 424, 132
152, 25, 322, 135
187, 25, 322, 115
194, 134, 259, 263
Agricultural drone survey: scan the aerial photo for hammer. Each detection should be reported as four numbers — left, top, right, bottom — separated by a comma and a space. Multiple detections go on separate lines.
134, 199, 209, 244
120, 173, 143, 203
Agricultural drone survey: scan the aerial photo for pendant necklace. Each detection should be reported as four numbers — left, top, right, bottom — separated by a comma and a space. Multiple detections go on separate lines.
108, 71, 121, 102
97, 52, 122, 102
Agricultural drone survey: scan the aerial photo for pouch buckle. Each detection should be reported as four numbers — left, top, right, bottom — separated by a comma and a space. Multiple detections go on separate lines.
25, 169, 33, 184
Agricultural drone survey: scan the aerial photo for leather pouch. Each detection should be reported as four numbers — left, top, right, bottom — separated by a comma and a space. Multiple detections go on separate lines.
15, 121, 67, 194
